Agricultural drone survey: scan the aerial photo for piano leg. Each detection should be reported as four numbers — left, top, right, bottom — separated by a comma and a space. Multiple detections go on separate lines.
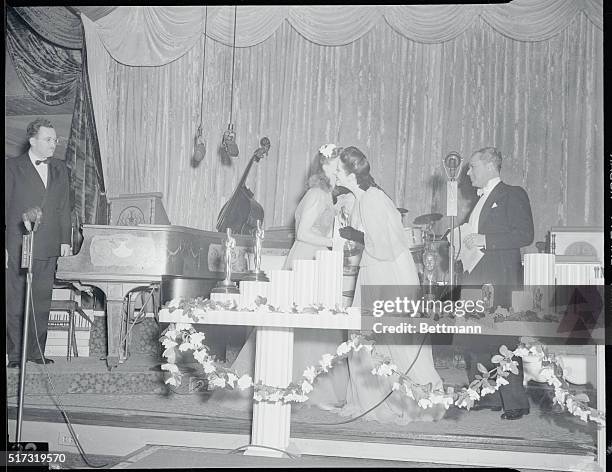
95, 281, 154, 370
105, 299, 124, 370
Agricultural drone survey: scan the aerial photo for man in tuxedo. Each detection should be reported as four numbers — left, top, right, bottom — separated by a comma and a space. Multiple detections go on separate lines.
462, 146, 534, 420
5, 118, 72, 367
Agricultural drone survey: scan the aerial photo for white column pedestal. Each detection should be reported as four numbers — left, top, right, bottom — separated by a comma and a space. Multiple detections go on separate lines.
244, 326, 298, 458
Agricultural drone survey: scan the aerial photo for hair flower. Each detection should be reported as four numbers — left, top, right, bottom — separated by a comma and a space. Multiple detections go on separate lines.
318, 143, 338, 159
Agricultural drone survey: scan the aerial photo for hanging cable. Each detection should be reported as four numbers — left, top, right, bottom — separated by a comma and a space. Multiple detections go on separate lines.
192, 7, 209, 165
229, 5, 237, 126
198, 6, 208, 125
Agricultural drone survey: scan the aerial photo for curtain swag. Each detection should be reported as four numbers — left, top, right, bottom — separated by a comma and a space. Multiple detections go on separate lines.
13, 6, 83, 49
6, 7, 81, 105
88, 1, 602, 66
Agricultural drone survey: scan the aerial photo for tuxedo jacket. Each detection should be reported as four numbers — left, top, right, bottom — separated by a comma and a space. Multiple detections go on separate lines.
5, 153, 71, 260
464, 181, 534, 288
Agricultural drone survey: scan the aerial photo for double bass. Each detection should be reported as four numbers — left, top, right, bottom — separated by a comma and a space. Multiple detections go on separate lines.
216, 137, 271, 235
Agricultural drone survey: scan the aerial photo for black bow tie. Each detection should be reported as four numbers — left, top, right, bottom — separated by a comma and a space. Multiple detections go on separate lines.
35, 159, 49, 165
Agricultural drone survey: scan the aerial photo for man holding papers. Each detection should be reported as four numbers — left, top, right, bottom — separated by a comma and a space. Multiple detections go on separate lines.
461, 146, 534, 420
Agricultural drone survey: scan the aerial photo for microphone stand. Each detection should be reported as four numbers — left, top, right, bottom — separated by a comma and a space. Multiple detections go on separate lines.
16, 229, 35, 442
443, 152, 462, 301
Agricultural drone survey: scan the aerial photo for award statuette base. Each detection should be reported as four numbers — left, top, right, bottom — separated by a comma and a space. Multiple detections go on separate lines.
243, 270, 269, 282
211, 279, 240, 294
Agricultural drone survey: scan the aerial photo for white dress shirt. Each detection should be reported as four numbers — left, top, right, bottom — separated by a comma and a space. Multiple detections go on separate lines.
468, 177, 501, 245
29, 150, 48, 188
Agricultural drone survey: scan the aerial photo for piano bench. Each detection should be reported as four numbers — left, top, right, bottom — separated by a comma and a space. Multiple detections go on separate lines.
49, 300, 93, 362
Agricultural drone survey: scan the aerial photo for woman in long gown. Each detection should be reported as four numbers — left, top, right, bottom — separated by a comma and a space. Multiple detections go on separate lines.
208, 144, 349, 412
336, 146, 446, 424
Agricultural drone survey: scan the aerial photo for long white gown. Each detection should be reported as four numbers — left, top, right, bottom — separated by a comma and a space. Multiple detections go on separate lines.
338, 187, 446, 424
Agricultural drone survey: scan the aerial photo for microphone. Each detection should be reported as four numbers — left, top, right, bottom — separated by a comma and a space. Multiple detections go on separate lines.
22, 207, 43, 233
192, 125, 207, 165
222, 124, 239, 158
443, 151, 462, 180
442, 152, 462, 217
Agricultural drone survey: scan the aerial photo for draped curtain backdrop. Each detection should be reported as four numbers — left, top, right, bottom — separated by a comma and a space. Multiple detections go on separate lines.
6, 6, 106, 225
82, 1, 603, 249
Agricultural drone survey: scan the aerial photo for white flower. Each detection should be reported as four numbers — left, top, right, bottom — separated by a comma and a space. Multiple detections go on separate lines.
455, 397, 469, 408
480, 384, 497, 397
430, 394, 453, 409
495, 376, 509, 387
513, 346, 529, 357
294, 394, 309, 403
336, 342, 351, 356
226, 373, 238, 387
161, 338, 178, 349
418, 398, 433, 409
253, 392, 263, 402
301, 380, 314, 394
373, 363, 396, 376
392, 382, 401, 391
202, 360, 216, 374
319, 354, 334, 372
547, 376, 562, 388
540, 367, 555, 381
165, 376, 178, 386
189, 332, 206, 346
467, 388, 480, 401
553, 388, 568, 405
161, 363, 179, 374
528, 345, 543, 356
193, 349, 208, 364
178, 342, 193, 352
256, 303, 271, 313
574, 408, 590, 422
267, 391, 283, 402
168, 298, 182, 308
501, 360, 519, 372
237, 375, 253, 390
210, 376, 226, 388
163, 329, 178, 340
318, 143, 338, 158
303, 366, 317, 384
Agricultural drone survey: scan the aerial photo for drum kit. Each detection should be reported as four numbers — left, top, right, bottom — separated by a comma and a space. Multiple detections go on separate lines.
399, 209, 443, 249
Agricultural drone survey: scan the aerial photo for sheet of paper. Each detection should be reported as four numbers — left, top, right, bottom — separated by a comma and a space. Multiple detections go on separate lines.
447, 222, 484, 273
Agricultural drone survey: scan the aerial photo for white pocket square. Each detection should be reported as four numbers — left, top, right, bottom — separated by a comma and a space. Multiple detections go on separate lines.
491, 202, 498, 208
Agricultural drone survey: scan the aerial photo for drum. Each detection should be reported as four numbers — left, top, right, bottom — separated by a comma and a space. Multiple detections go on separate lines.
404, 226, 424, 247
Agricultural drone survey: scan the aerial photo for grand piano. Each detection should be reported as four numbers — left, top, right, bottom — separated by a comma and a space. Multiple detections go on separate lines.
56, 223, 293, 369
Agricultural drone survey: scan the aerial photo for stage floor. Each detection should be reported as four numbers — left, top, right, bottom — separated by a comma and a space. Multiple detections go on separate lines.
7, 355, 597, 459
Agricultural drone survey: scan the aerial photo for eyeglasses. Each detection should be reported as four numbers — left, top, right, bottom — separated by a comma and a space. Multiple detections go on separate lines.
37, 137, 63, 145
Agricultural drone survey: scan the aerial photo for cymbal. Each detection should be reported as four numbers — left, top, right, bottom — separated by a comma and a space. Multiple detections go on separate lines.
413, 213, 443, 225
397, 208, 409, 215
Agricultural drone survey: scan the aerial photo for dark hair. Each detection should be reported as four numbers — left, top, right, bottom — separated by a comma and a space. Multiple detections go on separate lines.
339, 146, 379, 191
474, 146, 502, 171
26, 118, 54, 139
306, 145, 342, 192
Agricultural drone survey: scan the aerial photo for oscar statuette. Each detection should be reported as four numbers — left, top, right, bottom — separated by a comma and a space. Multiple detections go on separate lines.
212, 228, 240, 294
244, 219, 269, 281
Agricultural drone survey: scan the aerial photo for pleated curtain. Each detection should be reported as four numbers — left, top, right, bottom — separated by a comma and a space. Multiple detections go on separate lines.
82, 3, 603, 249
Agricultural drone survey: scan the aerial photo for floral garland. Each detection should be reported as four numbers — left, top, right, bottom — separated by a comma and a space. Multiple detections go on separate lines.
163, 296, 348, 322
160, 318, 605, 426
